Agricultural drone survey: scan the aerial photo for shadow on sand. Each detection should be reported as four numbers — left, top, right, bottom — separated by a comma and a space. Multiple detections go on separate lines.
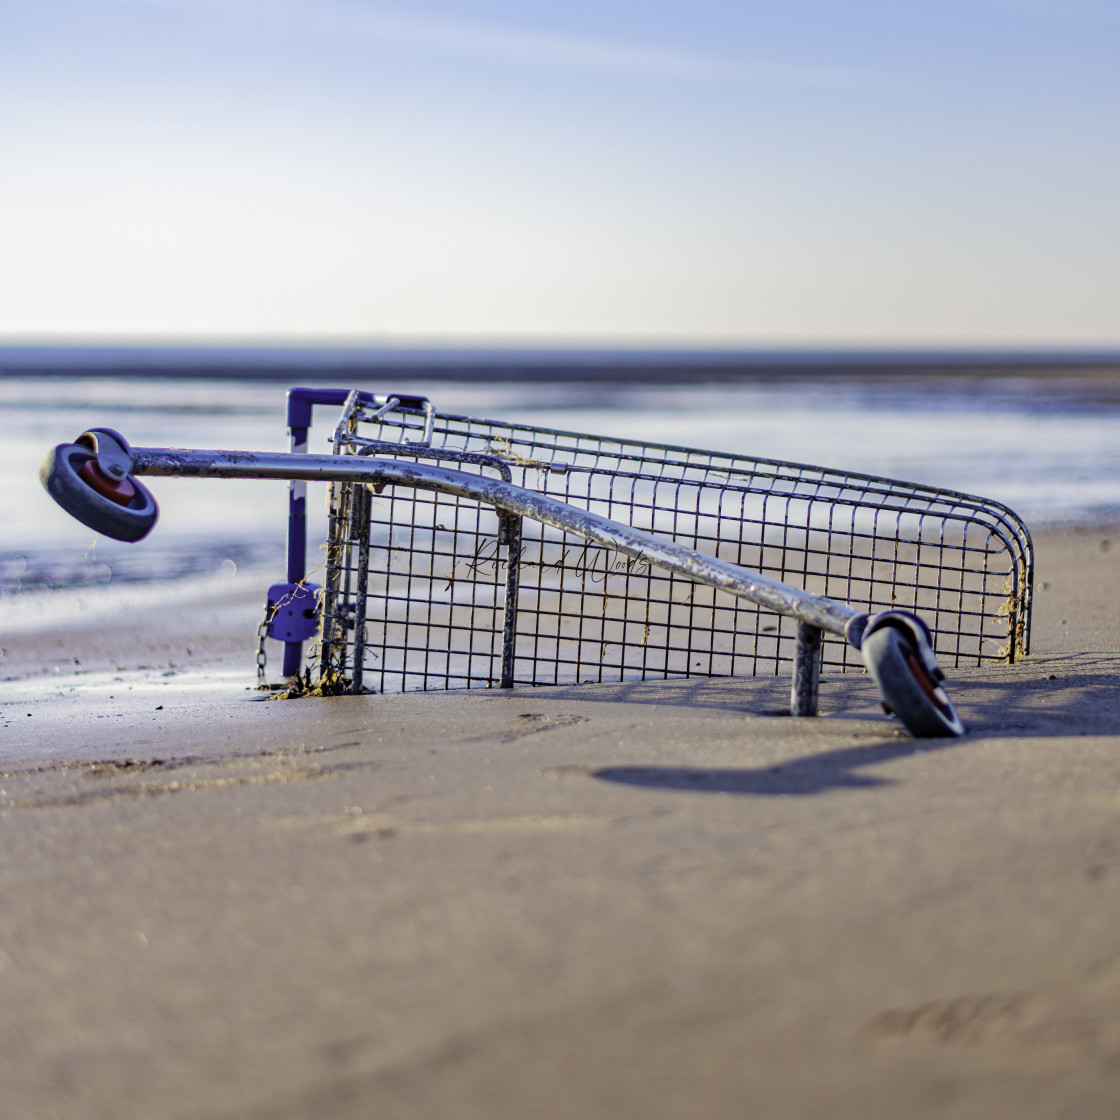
593, 735, 960, 797
588, 652, 1120, 797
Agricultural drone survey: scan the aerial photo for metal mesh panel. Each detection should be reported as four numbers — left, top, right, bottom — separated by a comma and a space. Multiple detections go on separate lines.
316, 396, 1033, 692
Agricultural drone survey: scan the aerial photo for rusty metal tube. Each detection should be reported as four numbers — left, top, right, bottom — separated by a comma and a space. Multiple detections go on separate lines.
131, 447, 866, 641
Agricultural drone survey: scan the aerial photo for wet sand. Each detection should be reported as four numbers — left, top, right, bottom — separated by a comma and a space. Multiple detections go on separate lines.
1, 526, 1120, 1118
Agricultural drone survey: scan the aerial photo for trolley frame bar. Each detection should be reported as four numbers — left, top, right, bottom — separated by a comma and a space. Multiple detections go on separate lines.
130, 445, 865, 713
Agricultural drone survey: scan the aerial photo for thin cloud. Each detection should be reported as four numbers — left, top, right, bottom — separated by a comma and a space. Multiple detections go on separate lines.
117, 0, 876, 88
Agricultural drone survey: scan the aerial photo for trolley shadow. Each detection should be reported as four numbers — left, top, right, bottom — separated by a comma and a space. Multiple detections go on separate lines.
932, 654, 1120, 739
593, 736, 963, 797
592, 656, 1120, 797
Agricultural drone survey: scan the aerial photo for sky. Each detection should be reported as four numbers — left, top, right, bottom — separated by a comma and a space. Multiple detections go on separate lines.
1, 0, 1118, 347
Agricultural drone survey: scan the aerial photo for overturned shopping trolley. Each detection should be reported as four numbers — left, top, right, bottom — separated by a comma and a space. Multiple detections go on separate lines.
41, 386, 1034, 738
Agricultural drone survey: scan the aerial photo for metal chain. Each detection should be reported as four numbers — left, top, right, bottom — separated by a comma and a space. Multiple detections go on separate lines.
256, 617, 270, 688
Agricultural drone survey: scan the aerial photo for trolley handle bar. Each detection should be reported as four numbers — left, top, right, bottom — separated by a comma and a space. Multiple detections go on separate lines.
130, 446, 867, 643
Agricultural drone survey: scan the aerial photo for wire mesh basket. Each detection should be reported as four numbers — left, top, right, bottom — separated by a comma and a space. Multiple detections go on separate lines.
317, 392, 1033, 696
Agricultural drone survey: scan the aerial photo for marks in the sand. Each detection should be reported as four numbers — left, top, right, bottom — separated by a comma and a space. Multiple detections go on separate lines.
868, 992, 1041, 1046
866, 991, 1120, 1063
266, 809, 603, 840
499, 713, 590, 742
0, 749, 380, 810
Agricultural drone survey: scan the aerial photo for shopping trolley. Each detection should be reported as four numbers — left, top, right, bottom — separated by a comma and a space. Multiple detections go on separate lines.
40, 385, 1034, 738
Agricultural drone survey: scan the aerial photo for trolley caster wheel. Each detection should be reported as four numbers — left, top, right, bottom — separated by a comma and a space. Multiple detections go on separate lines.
39, 429, 159, 543
861, 611, 965, 738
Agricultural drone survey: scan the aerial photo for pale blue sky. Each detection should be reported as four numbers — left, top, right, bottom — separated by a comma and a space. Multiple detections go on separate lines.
2, 0, 1118, 345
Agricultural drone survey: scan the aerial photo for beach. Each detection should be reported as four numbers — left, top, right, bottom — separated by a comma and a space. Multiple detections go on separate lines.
1, 523, 1119, 1118
6, 0, 1120, 1101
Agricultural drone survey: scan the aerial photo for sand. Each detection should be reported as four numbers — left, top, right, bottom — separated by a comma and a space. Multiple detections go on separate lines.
1, 525, 1119, 1119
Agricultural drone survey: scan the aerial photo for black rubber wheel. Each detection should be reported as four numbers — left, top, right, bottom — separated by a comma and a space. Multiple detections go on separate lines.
40, 443, 159, 542
862, 624, 965, 738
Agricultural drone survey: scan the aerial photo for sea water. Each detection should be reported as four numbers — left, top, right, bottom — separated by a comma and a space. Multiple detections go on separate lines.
3, 368, 1120, 629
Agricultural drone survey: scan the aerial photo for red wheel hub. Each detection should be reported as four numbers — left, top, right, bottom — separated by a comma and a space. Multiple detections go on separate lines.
906, 652, 950, 714
78, 459, 137, 507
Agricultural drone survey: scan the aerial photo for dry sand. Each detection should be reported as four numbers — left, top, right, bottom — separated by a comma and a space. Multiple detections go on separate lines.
2, 526, 1120, 1119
